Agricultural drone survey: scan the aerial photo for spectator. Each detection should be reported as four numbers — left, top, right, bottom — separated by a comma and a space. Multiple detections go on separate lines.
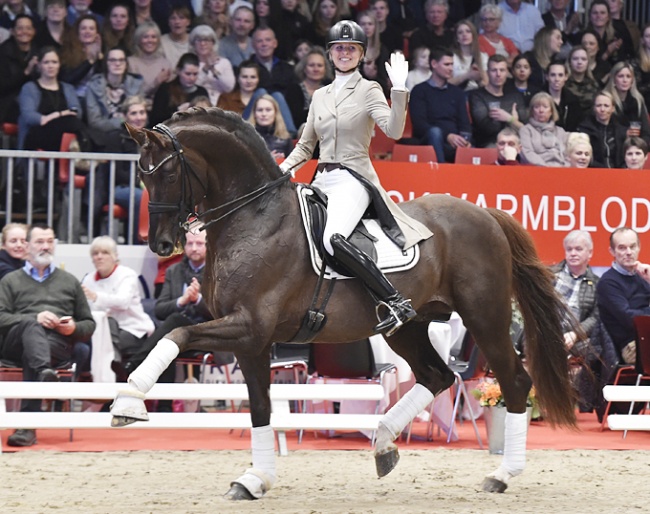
449, 19, 487, 92
272, 0, 310, 61
81, 236, 154, 363
580, 29, 611, 84
34, 0, 70, 50
194, 0, 230, 40
150, 52, 208, 125
247, 93, 293, 159
370, 0, 403, 54
218, 3, 255, 67
543, 60, 582, 132
542, 0, 582, 52
608, 0, 641, 53
494, 126, 523, 165
17, 46, 88, 152
603, 60, 650, 141
357, 10, 390, 95
160, 5, 191, 69
253, 0, 272, 30
577, 91, 627, 168
290, 38, 312, 65
408, 0, 453, 55
0, 225, 96, 447
584, 0, 633, 66
66, 0, 104, 27
101, 2, 135, 54
565, 45, 599, 113
60, 14, 104, 101
519, 91, 568, 167
0, 14, 38, 125
497, 0, 544, 53
216, 59, 262, 114
468, 54, 527, 148
597, 226, 650, 364
565, 132, 593, 168
284, 46, 332, 133
85, 46, 144, 141
525, 26, 563, 89
0, 0, 40, 30
623, 136, 648, 169
310, 0, 340, 49
505, 53, 540, 108
127, 21, 173, 107
410, 47, 471, 163
189, 24, 235, 105
0, 223, 27, 281
477, 3, 518, 67
631, 23, 650, 109
405, 46, 431, 91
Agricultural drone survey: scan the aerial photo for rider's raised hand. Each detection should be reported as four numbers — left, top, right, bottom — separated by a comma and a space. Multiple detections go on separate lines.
385, 52, 408, 91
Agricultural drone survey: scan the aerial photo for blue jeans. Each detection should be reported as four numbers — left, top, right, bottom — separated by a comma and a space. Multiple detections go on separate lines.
114, 185, 143, 243
424, 126, 447, 163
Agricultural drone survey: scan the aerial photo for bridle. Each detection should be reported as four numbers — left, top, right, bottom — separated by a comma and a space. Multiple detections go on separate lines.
138, 123, 291, 232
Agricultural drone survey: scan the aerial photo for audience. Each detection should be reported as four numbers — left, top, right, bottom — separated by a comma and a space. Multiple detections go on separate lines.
408, 0, 453, 54
525, 26, 563, 89
218, 3, 255, 67
477, 3, 518, 66
603, 60, 650, 140
101, 2, 135, 54
273, 0, 310, 61
310, 0, 340, 49
216, 59, 262, 115
585, 0, 634, 66
357, 10, 390, 96
580, 28, 611, 84
542, 0, 582, 52
566, 132, 593, 168
405, 46, 431, 91
506, 53, 541, 108
494, 127, 523, 165
519, 91, 568, 167
543, 60, 582, 132
34, 0, 70, 51
159, 5, 192, 69
0, 0, 40, 30
247, 93, 293, 159
631, 23, 650, 108
127, 21, 172, 107
623, 136, 648, 169
0, 223, 27, 281
190, 24, 235, 106
565, 44, 600, 113
371, 0, 403, 54
66, 0, 103, 27
497, 0, 544, 53
449, 19, 487, 92
195, 0, 230, 40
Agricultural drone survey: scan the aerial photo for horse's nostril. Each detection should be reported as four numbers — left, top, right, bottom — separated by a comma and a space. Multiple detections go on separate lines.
156, 241, 174, 256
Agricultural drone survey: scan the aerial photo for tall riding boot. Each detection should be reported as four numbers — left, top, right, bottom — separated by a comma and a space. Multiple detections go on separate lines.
330, 233, 416, 336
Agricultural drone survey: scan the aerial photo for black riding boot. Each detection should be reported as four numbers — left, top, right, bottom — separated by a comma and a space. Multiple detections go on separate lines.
330, 233, 416, 336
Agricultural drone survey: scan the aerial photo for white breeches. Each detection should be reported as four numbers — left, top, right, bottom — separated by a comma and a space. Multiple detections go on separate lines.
312, 167, 371, 255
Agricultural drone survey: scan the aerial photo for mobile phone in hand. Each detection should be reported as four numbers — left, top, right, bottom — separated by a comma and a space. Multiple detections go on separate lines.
59, 316, 72, 323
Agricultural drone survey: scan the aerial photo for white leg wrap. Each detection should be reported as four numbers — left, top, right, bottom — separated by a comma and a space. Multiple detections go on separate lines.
379, 383, 434, 441
500, 411, 528, 477
234, 425, 277, 499
128, 338, 180, 393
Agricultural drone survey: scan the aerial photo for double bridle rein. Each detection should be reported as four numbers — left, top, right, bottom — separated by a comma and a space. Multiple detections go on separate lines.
138, 123, 291, 232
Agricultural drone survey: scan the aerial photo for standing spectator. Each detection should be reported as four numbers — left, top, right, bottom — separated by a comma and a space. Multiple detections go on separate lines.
194, 0, 230, 40
603, 61, 650, 141
577, 91, 627, 168
160, 5, 192, 69
371, 0, 403, 54
0, 0, 40, 30
410, 46, 471, 163
405, 46, 431, 91
34, 0, 70, 50
66, 0, 104, 27
127, 21, 173, 107
60, 14, 104, 102
566, 132, 593, 168
580, 29, 611, 85
631, 24, 650, 109
519, 91, 568, 167
584, 0, 633, 67
101, 2, 135, 54
468, 54, 527, 148
477, 4, 518, 66
497, 0, 544, 53
525, 26, 563, 89
247, 93, 293, 159
189, 24, 235, 105
357, 10, 390, 95
449, 19, 487, 92
543, 60, 582, 132
505, 53, 540, 108
0, 225, 96, 447
310, 0, 341, 49
565, 45, 600, 113
272, 0, 310, 61
85, 46, 144, 140
623, 136, 648, 169
0, 223, 27, 281
218, 3, 255, 67
408, 0, 453, 55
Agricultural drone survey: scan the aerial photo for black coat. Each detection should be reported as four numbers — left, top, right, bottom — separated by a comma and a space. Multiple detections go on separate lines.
577, 114, 627, 168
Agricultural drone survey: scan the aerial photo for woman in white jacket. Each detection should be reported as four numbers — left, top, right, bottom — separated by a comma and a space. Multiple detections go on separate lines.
519, 91, 569, 167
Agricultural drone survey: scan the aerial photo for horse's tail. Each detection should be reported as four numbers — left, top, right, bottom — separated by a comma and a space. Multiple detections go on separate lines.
487, 208, 577, 429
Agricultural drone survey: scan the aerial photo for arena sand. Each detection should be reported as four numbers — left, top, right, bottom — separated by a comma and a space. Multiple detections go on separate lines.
4, 449, 649, 513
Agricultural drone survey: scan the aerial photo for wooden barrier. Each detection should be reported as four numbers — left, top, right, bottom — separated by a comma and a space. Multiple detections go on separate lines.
603, 385, 650, 431
0, 382, 385, 454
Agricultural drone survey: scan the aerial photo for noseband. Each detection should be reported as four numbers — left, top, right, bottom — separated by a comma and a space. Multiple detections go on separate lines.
139, 123, 291, 232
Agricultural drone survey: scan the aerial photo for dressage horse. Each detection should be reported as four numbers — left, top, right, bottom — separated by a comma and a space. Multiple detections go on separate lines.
111, 108, 577, 500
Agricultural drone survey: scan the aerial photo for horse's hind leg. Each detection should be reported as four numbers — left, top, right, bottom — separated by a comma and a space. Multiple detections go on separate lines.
373, 320, 455, 478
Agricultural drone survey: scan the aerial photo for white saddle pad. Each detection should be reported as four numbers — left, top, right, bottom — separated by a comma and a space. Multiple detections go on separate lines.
296, 184, 420, 279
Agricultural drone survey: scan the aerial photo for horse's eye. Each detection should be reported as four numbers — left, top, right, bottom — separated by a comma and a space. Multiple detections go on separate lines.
166, 172, 178, 184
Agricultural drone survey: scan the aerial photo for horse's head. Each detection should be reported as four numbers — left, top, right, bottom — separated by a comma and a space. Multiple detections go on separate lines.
126, 122, 208, 256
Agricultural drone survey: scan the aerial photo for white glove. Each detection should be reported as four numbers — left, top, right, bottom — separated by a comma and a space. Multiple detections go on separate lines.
385, 52, 408, 91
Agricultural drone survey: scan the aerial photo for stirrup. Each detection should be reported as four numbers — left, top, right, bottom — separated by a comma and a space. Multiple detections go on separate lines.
374, 299, 415, 337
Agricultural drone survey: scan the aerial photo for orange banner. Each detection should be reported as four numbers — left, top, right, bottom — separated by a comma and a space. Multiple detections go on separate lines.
293, 161, 648, 267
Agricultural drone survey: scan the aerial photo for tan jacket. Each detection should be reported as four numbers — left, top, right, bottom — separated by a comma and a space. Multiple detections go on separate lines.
282, 72, 432, 249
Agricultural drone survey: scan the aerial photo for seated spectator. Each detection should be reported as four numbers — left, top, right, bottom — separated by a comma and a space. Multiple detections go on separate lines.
542, 0, 582, 53
497, 0, 544, 53
195, 0, 230, 40
524, 26, 563, 89
623, 136, 648, 170
218, 3, 255, 68
81, 236, 154, 362
494, 127, 523, 165
608, 0, 641, 52
357, 10, 390, 96
160, 5, 192, 69
371, 0, 404, 54
0, 225, 96, 447
189, 24, 235, 106
505, 53, 541, 108
603, 60, 650, 141
290, 38, 313, 66
251, 26, 297, 99
477, 3, 518, 67
565, 45, 601, 113
543, 60, 582, 132
0, 14, 38, 126
597, 226, 650, 365
468, 54, 527, 148
405, 46, 431, 91
449, 19, 487, 92
127, 21, 173, 108
101, 2, 135, 54
580, 29, 611, 85
17, 46, 87, 151
0, 0, 40, 30
631, 23, 650, 109
34, 0, 70, 50
86, 46, 145, 142
410, 46, 472, 163
0, 223, 27, 281
216, 59, 262, 115
150, 52, 209, 125
577, 90, 627, 168
310, 0, 341, 49
66, 0, 104, 27
271, 0, 311, 61
408, 0, 453, 55
247, 93, 294, 159
566, 132, 593, 168
585, 0, 634, 66
59, 14, 104, 102
519, 91, 568, 167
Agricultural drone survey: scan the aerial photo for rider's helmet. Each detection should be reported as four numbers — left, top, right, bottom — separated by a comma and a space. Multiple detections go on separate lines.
326, 20, 367, 53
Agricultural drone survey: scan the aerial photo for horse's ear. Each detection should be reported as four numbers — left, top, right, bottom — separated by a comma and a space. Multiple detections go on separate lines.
125, 123, 148, 146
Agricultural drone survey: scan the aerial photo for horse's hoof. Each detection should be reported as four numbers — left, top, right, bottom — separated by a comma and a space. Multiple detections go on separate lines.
111, 415, 140, 427
375, 445, 400, 478
482, 476, 508, 493
224, 482, 256, 501
109, 389, 148, 427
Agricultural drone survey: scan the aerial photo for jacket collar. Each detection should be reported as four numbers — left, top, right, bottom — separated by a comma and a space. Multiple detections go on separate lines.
324, 71, 362, 113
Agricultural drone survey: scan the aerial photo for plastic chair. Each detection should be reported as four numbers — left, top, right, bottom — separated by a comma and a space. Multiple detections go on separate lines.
270, 343, 310, 413
369, 128, 395, 160
391, 144, 437, 163
455, 147, 498, 165
623, 316, 650, 437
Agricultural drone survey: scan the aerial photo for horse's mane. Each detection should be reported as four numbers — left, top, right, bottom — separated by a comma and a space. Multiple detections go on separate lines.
168, 107, 279, 169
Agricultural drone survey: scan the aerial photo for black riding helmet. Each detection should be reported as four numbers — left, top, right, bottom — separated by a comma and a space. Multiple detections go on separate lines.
327, 20, 367, 52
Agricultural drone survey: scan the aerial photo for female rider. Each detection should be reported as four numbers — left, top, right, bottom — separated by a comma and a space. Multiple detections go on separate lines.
279, 20, 432, 336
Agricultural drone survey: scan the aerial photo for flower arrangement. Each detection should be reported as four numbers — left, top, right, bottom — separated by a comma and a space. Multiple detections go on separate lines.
472, 378, 538, 412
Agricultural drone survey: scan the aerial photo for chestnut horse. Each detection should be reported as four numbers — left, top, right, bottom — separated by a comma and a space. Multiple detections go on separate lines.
112, 108, 576, 500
